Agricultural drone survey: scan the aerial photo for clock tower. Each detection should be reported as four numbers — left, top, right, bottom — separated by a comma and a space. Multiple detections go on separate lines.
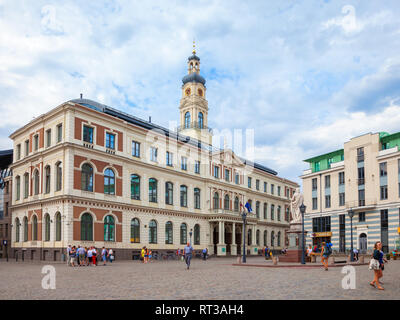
178, 42, 212, 145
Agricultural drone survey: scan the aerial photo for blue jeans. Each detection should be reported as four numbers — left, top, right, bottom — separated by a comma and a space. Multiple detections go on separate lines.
185, 254, 192, 268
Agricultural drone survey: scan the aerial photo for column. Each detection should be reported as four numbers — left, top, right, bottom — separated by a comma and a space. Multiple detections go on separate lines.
217, 220, 226, 256
231, 222, 237, 255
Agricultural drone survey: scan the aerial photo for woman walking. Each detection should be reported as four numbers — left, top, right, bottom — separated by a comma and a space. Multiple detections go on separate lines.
370, 241, 387, 290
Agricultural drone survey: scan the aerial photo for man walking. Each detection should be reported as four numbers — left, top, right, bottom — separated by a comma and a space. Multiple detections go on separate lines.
321, 241, 332, 271
184, 242, 193, 270
66, 245, 72, 266
202, 248, 207, 260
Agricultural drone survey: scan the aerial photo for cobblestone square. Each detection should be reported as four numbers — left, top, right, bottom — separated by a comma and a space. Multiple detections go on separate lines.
0, 257, 399, 300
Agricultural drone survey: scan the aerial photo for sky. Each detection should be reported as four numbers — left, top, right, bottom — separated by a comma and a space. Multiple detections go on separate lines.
1, 0, 400, 185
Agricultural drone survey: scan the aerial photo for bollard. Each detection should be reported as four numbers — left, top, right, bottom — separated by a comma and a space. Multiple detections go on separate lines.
359, 255, 364, 264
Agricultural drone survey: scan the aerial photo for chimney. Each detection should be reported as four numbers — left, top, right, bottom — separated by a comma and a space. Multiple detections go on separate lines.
149, 116, 151, 123
80, 93, 83, 99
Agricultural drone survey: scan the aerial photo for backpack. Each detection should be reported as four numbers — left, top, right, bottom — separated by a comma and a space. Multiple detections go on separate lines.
325, 245, 332, 256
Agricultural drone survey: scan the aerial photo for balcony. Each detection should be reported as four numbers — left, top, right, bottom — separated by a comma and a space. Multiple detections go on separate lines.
177, 122, 213, 133
345, 198, 376, 210
303, 169, 312, 175
378, 146, 398, 157
331, 160, 344, 168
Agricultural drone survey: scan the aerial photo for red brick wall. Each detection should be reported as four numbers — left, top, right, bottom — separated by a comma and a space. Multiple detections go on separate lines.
74, 117, 88, 140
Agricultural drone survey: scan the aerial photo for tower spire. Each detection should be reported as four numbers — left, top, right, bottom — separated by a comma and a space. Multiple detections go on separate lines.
192, 39, 196, 55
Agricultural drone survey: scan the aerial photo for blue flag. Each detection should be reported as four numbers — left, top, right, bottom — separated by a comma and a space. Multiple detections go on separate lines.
244, 201, 252, 213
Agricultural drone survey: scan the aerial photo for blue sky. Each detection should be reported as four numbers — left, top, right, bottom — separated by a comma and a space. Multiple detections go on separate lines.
1, 0, 400, 184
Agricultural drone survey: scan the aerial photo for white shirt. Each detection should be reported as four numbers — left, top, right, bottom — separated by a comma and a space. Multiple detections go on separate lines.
109, 249, 113, 255
87, 249, 93, 257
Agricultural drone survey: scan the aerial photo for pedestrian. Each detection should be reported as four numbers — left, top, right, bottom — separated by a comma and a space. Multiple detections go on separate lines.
370, 241, 387, 290
144, 247, 149, 264
141, 247, 145, 263
66, 245, 72, 266
320, 241, 332, 271
84, 247, 89, 266
184, 242, 193, 270
149, 249, 152, 262
108, 248, 114, 263
101, 247, 108, 266
92, 247, 97, 266
87, 246, 93, 265
353, 248, 359, 261
70, 246, 77, 267
202, 247, 207, 260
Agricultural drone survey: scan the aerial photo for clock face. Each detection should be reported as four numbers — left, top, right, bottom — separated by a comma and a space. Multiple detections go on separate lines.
185, 88, 191, 96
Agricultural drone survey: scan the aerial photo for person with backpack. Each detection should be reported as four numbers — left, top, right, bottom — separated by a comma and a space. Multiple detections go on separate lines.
321, 241, 332, 271
101, 247, 108, 266
202, 248, 207, 260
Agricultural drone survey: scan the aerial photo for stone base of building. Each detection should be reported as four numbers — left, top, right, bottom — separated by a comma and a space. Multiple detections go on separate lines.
279, 222, 307, 263
279, 249, 304, 262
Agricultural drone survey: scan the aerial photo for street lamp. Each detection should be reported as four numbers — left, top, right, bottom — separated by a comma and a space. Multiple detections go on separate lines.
299, 203, 306, 265
241, 210, 247, 263
348, 208, 355, 262
189, 229, 193, 246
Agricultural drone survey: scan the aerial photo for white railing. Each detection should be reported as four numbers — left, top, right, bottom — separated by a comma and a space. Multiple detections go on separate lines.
378, 146, 398, 157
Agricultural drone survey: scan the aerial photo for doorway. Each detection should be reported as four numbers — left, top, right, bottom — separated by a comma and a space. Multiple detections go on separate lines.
359, 233, 367, 254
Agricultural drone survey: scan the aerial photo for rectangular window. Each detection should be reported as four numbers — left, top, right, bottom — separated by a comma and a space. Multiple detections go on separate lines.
195, 161, 200, 174
106, 132, 115, 149
339, 214, 346, 253
357, 147, 364, 162
256, 179, 260, 191
235, 173, 239, 184
379, 162, 387, 177
181, 157, 187, 171
213, 166, 219, 178
358, 189, 365, 206
359, 212, 366, 222
57, 124, 62, 143
25, 140, 29, 156
380, 185, 388, 200
34, 135, 39, 151
132, 141, 140, 157
339, 192, 345, 206
312, 197, 318, 210
225, 169, 230, 182
46, 129, 51, 148
166, 151, 173, 167
264, 182, 267, 192
312, 216, 331, 232
271, 184, 274, 195
312, 178, 317, 191
271, 204, 275, 220
358, 167, 365, 185
381, 210, 389, 253
339, 172, 345, 185
83, 125, 94, 144
314, 162, 320, 171
325, 195, 331, 208
325, 175, 330, 188
277, 186, 281, 196
16, 144, 21, 160
150, 147, 158, 162
248, 177, 252, 188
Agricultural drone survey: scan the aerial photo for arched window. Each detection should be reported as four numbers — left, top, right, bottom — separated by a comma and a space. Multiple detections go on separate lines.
15, 218, 20, 242
271, 204, 275, 220
277, 206, 281, 221
15, 176, 20, 200
271, 231, 275, 247
131, 174, 140, 200
285, 207, 290, 222
277, 231, 281, 247
81, 164, 93, 192
264, 203, 268, 219
184, 112, 191, 128
34, 170, 40, 195
149, 220, 157, 244
234, 197, 239, 212
24, 173, 29, 198
194, 188, 201, 209
149, 178, 157, 203
165, 182, 173, 205
198, 112, 204, 128
32, 215, 38, 240
180, 185, 187, 207
55, 212, 62, 241
23, 217, 28, 242
44, 214, 50, 241
81, 213, 93, 241
224, 194, 230, 210
165, 221, 173, 244
130, 218, 140, 243
180, 223, 187, 244
213, 192, 219, 209
256, 229, 260, 246
45, 166, 51, 194
256, 201, 260, 218
55, 161, 62, 191
104, 168, 115, 195
248, 229, 252, 246
264, 230, 267, 246
194, 224, 200, 245
104, 215, 115, 241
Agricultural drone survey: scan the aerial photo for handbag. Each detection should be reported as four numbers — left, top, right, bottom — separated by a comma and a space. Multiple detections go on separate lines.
369, 258, 380, 270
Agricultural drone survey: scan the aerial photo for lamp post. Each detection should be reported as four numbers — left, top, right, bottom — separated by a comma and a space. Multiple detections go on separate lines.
348, 208, 355, 262
189, 229, 193, 246
300, 203, 306, 265
241, 210, 247, 263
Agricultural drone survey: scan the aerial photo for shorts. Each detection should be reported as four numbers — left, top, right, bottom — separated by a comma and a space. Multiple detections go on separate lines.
79, 254, 85, 260
102, 256, 107, 261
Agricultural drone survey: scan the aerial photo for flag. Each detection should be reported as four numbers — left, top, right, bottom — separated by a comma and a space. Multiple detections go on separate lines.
244, 201, 252, 213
